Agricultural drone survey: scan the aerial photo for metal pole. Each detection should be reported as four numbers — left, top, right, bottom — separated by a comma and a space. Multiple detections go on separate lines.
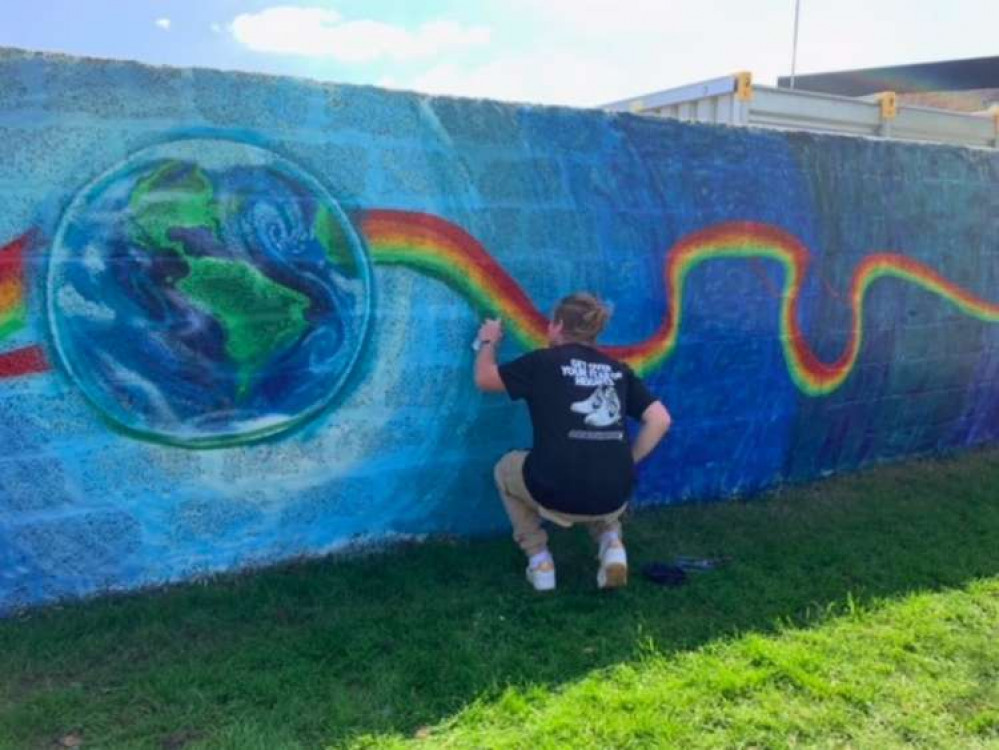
790, 0, 801, 88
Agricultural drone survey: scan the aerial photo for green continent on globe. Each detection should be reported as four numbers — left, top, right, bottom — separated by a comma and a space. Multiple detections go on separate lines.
125, 159, 311, 397
178, 257, 310, 395
314, 204, 359, 278
130, 161, 219, 255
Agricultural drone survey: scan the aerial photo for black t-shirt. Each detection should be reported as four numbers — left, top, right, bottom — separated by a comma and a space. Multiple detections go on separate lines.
498, 343, 657, 516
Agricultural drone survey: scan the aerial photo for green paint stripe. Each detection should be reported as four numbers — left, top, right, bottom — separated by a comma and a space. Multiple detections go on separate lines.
0, 304, 26, 341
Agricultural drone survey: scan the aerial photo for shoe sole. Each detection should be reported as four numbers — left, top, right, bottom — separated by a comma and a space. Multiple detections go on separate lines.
526, 570, 556, 592
598, 563, 628, 589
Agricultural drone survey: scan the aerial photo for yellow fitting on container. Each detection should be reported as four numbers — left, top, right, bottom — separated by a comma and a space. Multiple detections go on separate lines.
629, 99, 645, 113
877, 91, 898, 120
735, 71, 753, 101
991, 105, 999, 134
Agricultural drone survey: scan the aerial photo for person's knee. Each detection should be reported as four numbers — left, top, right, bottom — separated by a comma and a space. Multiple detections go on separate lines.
493, 454, 511, 488
493, 451, 521, 487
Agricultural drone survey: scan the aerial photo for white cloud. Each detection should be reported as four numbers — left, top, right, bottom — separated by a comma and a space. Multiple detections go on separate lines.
230, 6, 491, 63
397, 0, 790, 106
399, 0, 913, 106
222, 0, 999, 107
510, 0, 689, 36
155, 17, 171, 31
411, 52, 635, 106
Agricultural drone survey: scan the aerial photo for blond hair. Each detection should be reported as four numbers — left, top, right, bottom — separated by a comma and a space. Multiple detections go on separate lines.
553, 292, 611, 343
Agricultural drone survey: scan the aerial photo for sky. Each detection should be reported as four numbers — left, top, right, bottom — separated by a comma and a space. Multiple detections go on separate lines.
0, 0, 996, 107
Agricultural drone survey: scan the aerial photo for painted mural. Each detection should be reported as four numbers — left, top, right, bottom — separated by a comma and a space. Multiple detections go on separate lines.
1, 47, 997, 613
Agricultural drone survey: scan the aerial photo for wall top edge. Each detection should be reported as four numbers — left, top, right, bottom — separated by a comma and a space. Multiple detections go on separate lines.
1, 45, 995, 155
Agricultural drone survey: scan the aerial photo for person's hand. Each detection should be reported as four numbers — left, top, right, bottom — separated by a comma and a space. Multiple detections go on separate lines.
477, 318, 503, 344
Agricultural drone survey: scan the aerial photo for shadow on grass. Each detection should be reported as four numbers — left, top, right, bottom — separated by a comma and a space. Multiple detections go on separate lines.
1, 448, 998, 749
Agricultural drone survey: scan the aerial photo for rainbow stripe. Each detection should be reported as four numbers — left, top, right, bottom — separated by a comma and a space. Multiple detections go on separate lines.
363, 211, 550, 351
3, 214, 998, 393
362, 211, 999, 396
0, 232, 29, 340
0, 232, 48, 378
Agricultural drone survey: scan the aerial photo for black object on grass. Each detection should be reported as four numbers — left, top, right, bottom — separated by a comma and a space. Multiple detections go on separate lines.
640, 562, 687, 587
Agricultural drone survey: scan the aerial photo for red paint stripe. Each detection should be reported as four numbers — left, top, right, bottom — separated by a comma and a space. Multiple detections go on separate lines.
0, 231, 50, 379
0, 345, 49, 378
0, 231, 34, 288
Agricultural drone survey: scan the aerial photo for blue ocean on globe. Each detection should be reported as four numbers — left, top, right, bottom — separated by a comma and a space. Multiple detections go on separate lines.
47, 138, 371, 447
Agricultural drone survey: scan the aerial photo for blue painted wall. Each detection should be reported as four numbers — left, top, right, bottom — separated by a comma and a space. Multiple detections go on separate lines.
1, 47, 997, 613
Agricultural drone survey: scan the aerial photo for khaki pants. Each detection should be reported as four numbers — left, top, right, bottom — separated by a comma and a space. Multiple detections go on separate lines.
493, 451, 625, 557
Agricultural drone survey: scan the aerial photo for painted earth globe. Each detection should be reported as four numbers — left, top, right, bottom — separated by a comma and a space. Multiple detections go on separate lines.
47, 138, 371, 447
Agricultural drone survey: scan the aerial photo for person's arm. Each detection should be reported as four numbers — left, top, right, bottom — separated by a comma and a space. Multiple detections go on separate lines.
473, 318, 506, 393
631, 401, 671, 463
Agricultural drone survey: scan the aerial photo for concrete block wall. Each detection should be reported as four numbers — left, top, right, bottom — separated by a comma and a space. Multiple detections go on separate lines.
1, 47, 997, 613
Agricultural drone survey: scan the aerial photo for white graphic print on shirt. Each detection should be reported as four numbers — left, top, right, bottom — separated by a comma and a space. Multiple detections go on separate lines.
571, 386, 622, 427
562, 359, 624, 429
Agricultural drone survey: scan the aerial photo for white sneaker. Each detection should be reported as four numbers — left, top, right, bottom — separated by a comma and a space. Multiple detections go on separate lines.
597, 537, 628, 589
526, 559, 556, 592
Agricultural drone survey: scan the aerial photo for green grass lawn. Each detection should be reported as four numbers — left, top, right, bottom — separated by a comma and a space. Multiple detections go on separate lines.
1, 449, 998, 749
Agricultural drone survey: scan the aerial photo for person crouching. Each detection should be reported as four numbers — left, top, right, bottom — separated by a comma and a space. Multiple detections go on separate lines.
472, 292, 671, 591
